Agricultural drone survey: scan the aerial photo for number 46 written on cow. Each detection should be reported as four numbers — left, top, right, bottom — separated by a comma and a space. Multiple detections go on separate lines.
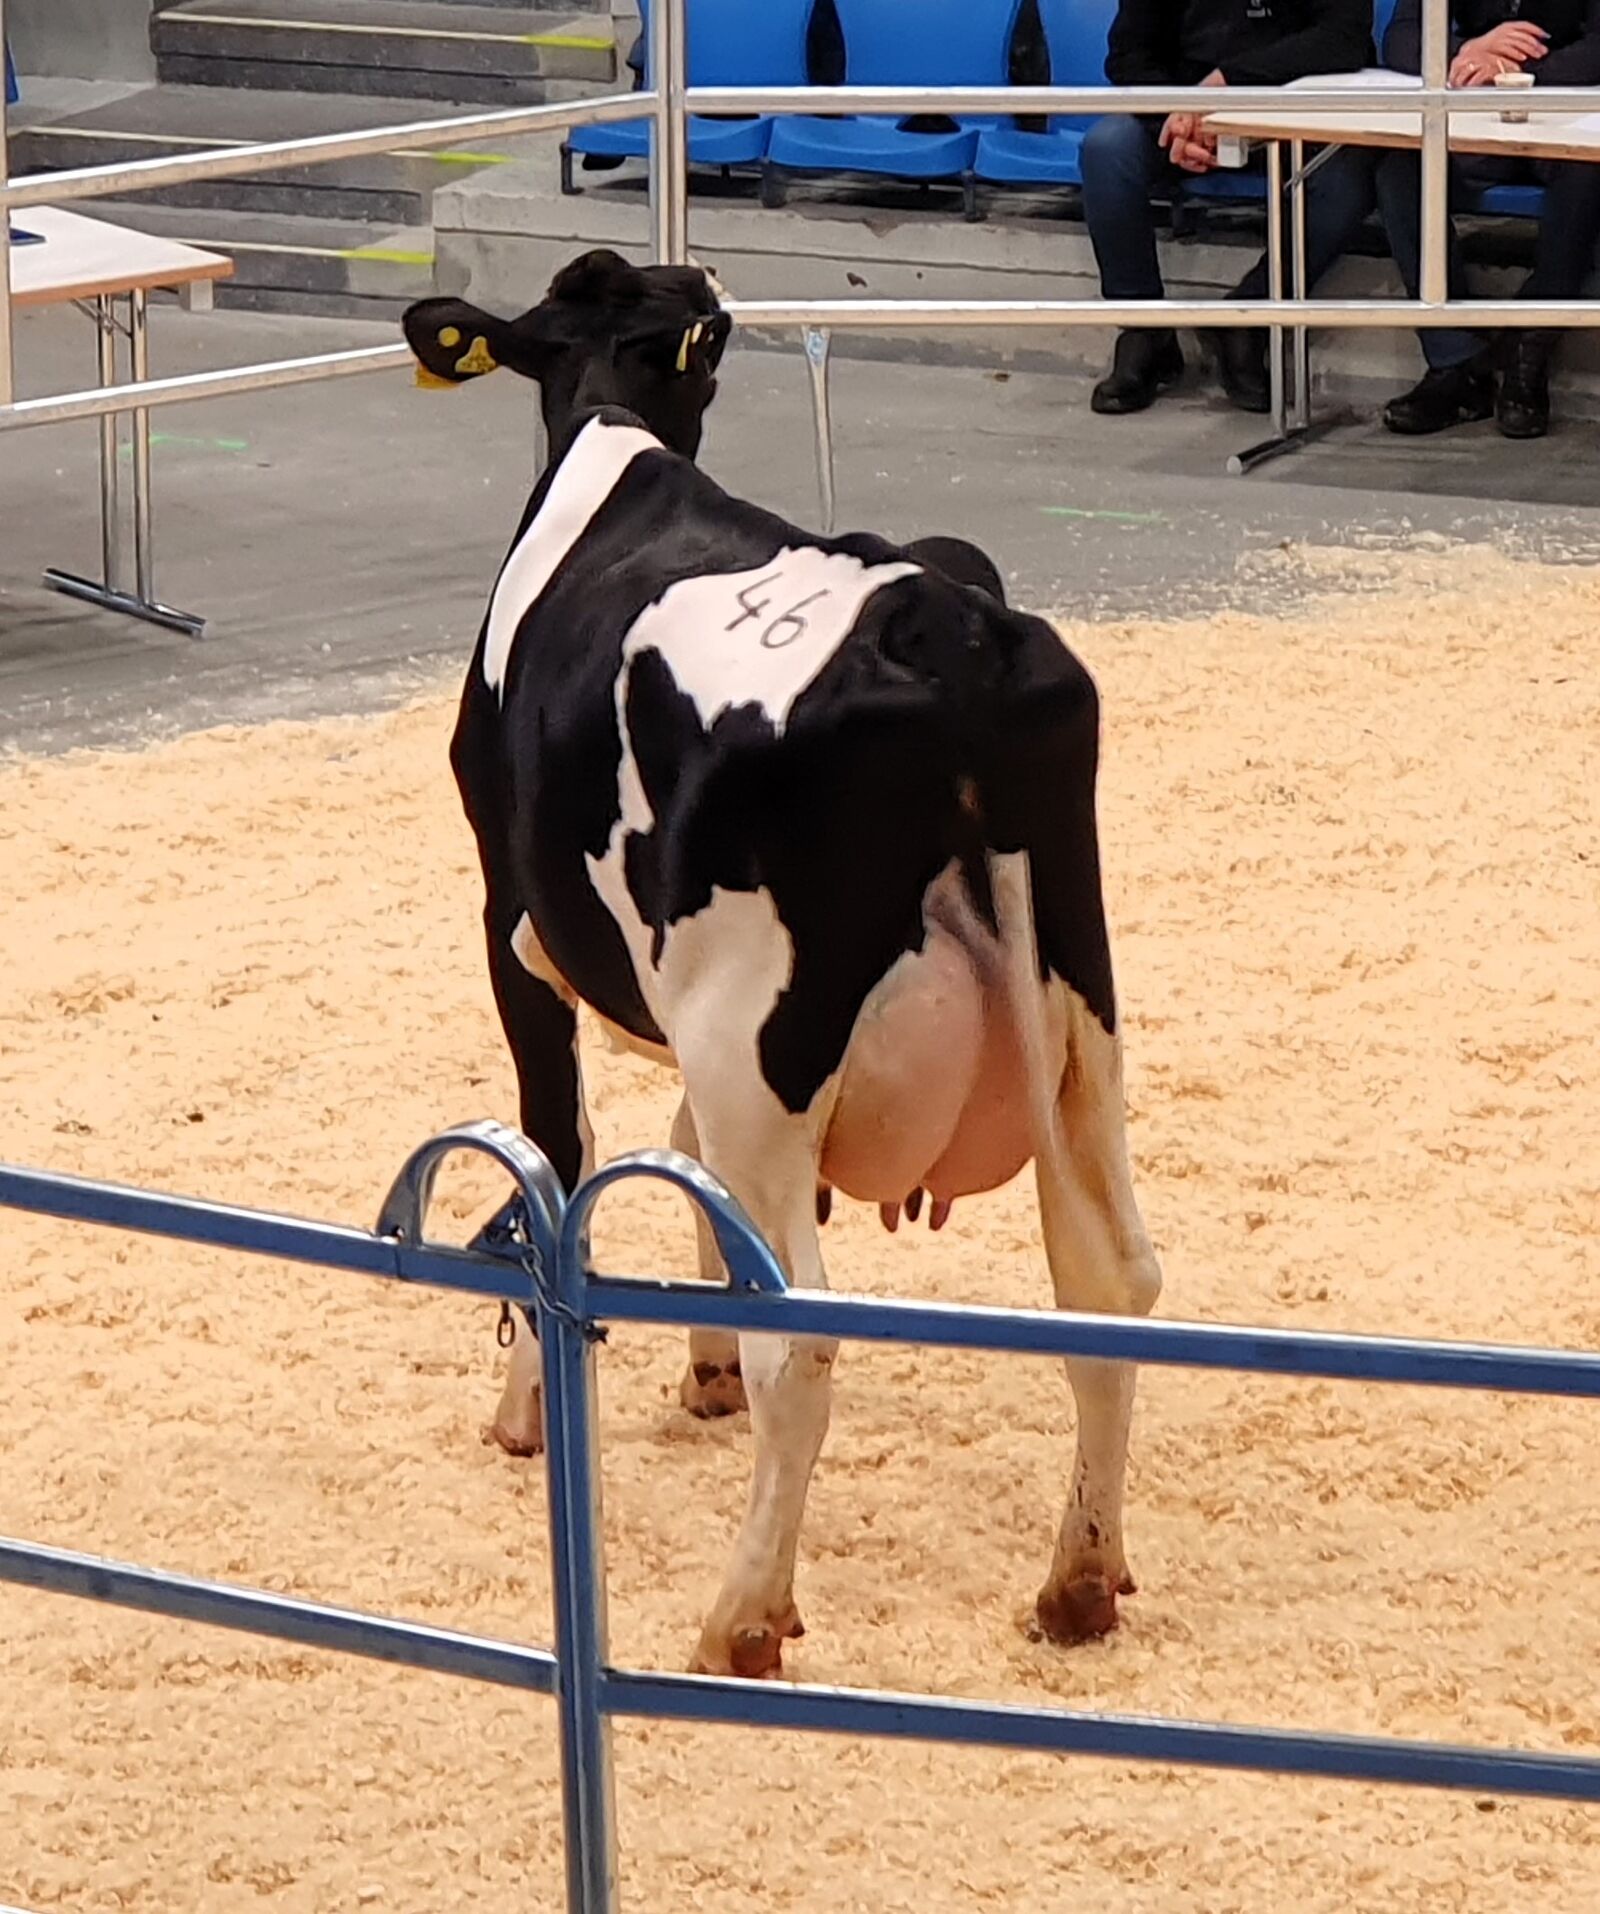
726, 573, 831, 650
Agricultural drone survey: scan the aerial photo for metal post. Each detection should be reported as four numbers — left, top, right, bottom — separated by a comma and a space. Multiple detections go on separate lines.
1289, 137, 1310, 430
1266, 140, 1287, 436
97, 296, 123, 592
0, 0, 13, 408
649, 0, 689, 265
541, 1221, 619, 1914
1420, 0, 1450, 306
129, 290, 153, 604
803, 326, 836, 536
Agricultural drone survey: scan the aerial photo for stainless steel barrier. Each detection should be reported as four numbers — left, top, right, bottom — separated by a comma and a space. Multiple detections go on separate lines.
4, 1131, 1600, 1914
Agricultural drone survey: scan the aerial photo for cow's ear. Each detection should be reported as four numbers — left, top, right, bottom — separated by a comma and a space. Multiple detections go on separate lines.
402, 297, 518, 390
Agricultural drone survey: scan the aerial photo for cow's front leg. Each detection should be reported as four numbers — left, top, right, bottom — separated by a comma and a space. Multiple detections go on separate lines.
482, 909, 592, 1458
670, 1095, 749, 1420
676, 1076, 834, 1679
1032, 997, 1163, 1644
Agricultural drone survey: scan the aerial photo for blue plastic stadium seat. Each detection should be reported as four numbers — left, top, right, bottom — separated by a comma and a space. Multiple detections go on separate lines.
1466, 182, 1546, 218
971, 0, 1120, 195
566, 0, 808, 177
765, 0, 1024, 189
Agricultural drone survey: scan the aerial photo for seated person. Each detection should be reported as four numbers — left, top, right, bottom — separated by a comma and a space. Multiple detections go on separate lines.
1083, 0, 1379, 414
1375, 0, 1600, 437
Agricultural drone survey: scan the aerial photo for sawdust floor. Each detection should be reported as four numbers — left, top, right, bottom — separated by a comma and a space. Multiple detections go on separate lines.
3, 541, 1599, 1914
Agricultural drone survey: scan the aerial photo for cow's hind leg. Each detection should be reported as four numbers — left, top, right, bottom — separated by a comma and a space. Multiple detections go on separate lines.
670, 1094, 749, 1420
1032, 995, 1162, 1644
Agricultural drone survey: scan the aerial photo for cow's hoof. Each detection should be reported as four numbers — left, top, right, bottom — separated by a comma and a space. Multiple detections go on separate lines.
680, 1359, 747, 1419
1030, 1573, 1122, 1645
483, 1420, 545, 1458
690, 1606, 804, 1679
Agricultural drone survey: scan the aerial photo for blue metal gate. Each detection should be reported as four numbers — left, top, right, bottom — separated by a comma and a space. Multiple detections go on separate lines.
4, 1121, 1599, 1914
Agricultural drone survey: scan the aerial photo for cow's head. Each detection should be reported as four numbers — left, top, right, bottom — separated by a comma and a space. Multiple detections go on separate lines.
402, 249, 730, 460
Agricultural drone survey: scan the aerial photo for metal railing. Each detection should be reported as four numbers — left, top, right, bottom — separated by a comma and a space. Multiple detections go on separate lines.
3, 1124, 1600, 1914
4, 0, 1599, 433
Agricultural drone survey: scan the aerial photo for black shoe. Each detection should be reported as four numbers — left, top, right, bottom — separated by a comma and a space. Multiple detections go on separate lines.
1383, 360, 1495, 436
1496, 331, 1552, 439
1208, 327, 1271, 414
1091, 330, 1184, 415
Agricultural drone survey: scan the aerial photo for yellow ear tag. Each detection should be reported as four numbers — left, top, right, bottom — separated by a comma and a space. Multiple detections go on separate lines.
675, 320, 706, 375
438, 325, 461, 348
414, 365, 456, 390
454, 335, 498, 377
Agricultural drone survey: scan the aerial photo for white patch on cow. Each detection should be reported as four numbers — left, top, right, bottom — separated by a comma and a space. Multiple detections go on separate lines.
510, 910, 556, 984
483, 416, 663, 701
620, 546, 922, 735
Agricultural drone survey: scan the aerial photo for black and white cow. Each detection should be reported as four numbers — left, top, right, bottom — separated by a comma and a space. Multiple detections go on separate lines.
404, 250, 1161, 1679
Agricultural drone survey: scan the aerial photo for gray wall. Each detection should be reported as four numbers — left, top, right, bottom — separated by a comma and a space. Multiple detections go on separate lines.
8, 0, 156, 83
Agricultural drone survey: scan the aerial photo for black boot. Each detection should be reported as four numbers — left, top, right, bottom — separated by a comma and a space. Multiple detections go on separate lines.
1091, 329, 1184, 415
1383, 358, 1495, 436
1207, 327, 1271, 414
1497, 330, 1552, 440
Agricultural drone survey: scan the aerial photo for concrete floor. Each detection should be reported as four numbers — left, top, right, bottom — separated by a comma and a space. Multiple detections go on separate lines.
5, 300, 1600, 756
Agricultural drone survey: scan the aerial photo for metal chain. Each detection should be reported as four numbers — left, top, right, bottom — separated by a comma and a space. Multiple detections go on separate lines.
481, 1199, 606, 1346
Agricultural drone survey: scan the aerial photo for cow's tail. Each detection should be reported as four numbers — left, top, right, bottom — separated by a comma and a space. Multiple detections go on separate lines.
988, 849, 1072, 1196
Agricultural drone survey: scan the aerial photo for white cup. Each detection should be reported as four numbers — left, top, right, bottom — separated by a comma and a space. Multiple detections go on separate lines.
1494, 70, 1535, 122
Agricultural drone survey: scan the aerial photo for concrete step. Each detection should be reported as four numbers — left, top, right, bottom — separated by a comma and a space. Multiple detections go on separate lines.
86, 200, 435, 318
10, 84, 541, 226
151, 0, 617, 103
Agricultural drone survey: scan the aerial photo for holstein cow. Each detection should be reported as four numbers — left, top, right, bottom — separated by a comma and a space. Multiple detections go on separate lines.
403, 250, 1161, 1678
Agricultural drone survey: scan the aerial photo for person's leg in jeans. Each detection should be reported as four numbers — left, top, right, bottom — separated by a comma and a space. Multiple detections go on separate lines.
1499, 159, 1600, 436
1372, 148, 1495, 431
1079, 114, 1184, 413
1218, 145, 1381, 412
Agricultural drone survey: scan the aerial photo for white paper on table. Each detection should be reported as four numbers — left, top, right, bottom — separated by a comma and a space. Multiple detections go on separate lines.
1286, 67, 1423, 88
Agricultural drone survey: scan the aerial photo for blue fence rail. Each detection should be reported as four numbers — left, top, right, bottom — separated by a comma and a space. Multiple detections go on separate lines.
4, 1124, 1600, 1914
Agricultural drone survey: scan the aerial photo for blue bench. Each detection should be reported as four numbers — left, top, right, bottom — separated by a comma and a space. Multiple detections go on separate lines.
966, 0, 1120, 217
562, 0, 811, 193
762, 0, 1025, 206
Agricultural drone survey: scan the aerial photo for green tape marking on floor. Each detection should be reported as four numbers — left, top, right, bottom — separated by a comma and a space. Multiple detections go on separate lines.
1041, 505, 1167, 525
119, 433, 249, 456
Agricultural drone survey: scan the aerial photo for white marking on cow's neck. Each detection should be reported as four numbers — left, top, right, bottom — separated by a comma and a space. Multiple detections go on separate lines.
483, 416, 663, 700
621, 547, 921, 735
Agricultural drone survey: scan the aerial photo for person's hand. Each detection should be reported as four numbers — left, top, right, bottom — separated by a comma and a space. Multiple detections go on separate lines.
1173, 126, 1220, 170
1450, 22, 1548, 84
1159, 111, 1220, 172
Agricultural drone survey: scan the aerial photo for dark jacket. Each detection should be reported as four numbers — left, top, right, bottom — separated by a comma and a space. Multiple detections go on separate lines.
1385, 0, 1600, 83
1106, 0, 1374, 87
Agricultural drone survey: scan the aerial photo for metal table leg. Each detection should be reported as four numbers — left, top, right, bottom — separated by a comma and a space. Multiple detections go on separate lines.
43, 289, 208, 636
1228, 141, 1355, 475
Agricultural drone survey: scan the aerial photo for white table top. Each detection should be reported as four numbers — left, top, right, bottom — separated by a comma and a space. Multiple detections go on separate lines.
1205, 66, 1600, 161
7, 206, 234, 311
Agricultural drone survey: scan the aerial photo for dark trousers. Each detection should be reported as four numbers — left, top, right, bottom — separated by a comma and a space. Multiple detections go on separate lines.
1079, 113, 1379, 305
1374, 148, 1600, 368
